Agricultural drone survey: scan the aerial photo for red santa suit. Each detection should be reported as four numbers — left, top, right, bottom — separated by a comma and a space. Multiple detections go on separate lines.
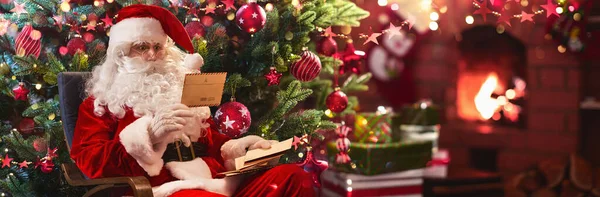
70, 97, 316, 196
69, 5, 316, 196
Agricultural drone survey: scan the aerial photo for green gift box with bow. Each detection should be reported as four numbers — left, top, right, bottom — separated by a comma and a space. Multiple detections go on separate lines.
326, 140, 432, 175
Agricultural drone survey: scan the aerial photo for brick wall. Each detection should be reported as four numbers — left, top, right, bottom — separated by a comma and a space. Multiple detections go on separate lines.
412, 21, 582, 176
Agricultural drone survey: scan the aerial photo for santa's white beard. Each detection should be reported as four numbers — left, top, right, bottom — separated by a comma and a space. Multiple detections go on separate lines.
99, 57, 185, 118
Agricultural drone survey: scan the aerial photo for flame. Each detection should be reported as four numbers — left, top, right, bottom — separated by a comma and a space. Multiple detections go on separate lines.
474, 74, 500, 120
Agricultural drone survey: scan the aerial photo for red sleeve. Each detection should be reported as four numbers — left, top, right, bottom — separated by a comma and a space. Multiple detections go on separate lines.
69, 98, 147, 178
203, 118, 230, 166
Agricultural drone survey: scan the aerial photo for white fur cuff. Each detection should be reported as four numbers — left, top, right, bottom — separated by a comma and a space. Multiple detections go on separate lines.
119, 116, 165, 176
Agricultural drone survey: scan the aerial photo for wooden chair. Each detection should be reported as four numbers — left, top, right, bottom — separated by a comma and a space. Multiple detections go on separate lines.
57, 72, 153, 197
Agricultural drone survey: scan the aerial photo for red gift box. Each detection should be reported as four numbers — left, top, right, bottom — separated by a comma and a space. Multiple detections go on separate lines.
320, 169, 424, 197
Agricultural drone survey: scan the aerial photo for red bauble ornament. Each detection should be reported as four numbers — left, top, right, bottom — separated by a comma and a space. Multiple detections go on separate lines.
33, 138, 48, 152
12, 82, 29, 101
83, 32, 95, 43
14, 24, 42, 59
214, 101, 251, 138
67, 37, 86, 55
40, 159, 54, 173
235, 2, 266, 34
184, 21, 206, 39
264, 67, 282, 86
290, 50, 321, 82
297, 151, 328, 187
18, 118, 34, 134
326, 89, 348, 113
317, 36, 338, 56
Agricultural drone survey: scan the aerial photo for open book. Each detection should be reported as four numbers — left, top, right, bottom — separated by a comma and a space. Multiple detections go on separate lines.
217, 138, 293, 177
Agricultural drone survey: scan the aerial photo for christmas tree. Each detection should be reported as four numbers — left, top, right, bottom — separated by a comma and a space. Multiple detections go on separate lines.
0, 0, 369, 196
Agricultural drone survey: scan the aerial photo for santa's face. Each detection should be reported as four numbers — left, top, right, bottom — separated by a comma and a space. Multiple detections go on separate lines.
102, 42, 185, 117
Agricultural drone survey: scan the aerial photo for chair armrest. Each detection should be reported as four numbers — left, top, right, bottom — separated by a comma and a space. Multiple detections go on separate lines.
61, 163, 153, 197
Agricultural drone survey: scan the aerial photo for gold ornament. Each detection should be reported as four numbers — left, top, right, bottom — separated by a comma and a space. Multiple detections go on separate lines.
0, 63, 9, 76
48, 113, 55, 120
285, 31, 294, 40
341, 26, 352, 35
80, 14, 87, 21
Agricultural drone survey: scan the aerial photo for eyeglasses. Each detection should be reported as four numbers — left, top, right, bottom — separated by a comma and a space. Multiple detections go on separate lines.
129, 41, 166, 60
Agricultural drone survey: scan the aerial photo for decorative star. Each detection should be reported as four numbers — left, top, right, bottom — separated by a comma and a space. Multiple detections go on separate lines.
363, 32, 381, 45
205, 7, 216, 14
252, 12, 258, 19
497, 12, 512, 27
474, 0, 492, 22
187, 6, 198, 17
292, 136, 301, 150
239, 18, 244, 24
222, 0, 236, 11
541, 0, 559, 18
264, 68, 282, 86
11, 2, 27, 14
101, 14, 113, 28
223, 116, 235, 130
386, 23, 403, 40
2, 154, 12, 168
34, 157, 42, 169
18, 160, 28, 168
70, 24, 80, 34
323, 26, 335, 37
215, 110, 223, 119
86, 23, 96, 31
520, 11, 534, 23
53, 15, 63, 30
47, 147, 58, 159
239, 126, 248, 134
239, 108, 249, 117
0, 19, 9, 36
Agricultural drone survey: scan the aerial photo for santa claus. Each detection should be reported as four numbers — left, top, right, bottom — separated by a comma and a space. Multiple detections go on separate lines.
70, 4, 315, 197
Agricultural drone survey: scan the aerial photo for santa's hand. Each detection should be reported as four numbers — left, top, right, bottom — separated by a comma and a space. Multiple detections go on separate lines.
149, 104, 194, 144
220, 135, 277, 170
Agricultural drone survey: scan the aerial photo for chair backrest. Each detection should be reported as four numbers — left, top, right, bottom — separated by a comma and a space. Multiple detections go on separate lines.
58, 72, 91, 152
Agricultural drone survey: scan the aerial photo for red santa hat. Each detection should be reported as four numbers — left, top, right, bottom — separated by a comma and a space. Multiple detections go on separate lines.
109, 4, 203, 70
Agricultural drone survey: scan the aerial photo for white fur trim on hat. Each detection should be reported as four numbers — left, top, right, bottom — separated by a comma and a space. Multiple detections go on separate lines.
109, 17, 167, 48
184, 53, 204, 70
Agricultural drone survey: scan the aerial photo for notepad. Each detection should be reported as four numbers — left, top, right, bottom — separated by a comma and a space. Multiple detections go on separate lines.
180, 72, 227, 107
217, 138, 293, 177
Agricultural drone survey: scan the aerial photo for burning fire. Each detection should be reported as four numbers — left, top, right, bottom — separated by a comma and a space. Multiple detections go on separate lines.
457, 72, 525, 122
475, 74, 500, 120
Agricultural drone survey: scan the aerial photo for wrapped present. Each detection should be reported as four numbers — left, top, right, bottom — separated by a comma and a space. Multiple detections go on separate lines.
393, 100, 440, 149
354, 113, 393, 143
327, 140, 432, 175
424, 149, 449, 178
321, 169, 424, 197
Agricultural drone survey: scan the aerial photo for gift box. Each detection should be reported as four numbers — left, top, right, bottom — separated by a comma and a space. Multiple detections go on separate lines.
424, 149, 449, 178
353, 113, 393, 143
327, 140, 433, 175
321, 169, 424, 197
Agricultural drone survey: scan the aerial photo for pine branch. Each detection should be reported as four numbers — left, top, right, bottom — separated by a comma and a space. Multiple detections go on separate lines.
341, 73, 371, 93
223, 74, 251, 98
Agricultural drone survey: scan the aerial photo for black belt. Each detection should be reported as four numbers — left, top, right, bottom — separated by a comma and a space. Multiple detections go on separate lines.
162, 141, 209, 163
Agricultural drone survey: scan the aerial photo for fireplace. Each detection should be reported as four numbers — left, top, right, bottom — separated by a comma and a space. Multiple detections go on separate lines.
408, 21, 581, 177
456, 26, 527, 128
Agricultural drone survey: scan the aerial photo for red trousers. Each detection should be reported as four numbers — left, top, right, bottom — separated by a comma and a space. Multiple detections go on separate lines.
170, 164, 316, 197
